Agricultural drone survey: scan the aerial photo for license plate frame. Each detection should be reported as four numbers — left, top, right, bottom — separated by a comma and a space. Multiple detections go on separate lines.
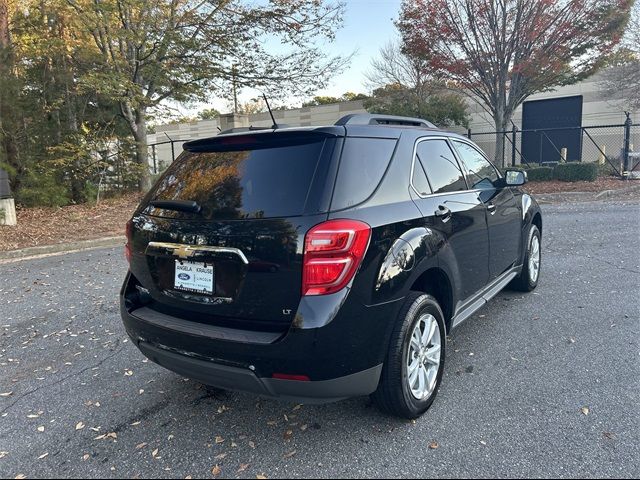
174, 260, 215, 295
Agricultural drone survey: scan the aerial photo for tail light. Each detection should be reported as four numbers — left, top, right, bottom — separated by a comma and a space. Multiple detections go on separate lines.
125, 219, 133, 263
302, 219, 371, 296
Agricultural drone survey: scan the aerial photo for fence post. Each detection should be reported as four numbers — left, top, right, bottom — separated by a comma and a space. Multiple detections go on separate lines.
623, 112, 632, 175
511, 125, 517, 166
152, 144, 157, 174
467, 128, 472, 140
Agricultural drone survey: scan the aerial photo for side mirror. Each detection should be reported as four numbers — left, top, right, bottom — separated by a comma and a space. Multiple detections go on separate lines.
504, 169, 527, 186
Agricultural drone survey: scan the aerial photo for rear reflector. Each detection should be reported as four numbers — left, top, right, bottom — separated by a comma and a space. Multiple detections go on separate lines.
125, 219, 133, 263
302, 219, 371, 296
272, 373, 311, 382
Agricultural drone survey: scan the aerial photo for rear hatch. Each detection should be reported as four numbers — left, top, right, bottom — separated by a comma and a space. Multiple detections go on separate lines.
128, 130, 342, 331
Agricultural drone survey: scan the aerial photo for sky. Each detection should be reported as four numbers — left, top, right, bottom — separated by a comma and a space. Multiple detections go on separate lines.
177, 0, 403, 117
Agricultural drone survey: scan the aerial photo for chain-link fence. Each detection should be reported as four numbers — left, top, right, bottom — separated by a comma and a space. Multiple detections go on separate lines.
142, 120, 640, 179
467, 120, 640, 177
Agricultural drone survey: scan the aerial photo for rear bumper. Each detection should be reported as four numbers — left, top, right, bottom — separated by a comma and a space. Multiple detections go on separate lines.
120, 272, 402, 402
138, 341, 382, 404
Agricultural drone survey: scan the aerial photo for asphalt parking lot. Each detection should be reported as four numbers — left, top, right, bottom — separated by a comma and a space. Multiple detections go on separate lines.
1, 198, 639, 479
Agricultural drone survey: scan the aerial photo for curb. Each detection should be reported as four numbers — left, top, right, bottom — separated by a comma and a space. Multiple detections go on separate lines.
0, 236, 125, 261
594, 182, 640, 199
534, 182, 640, 203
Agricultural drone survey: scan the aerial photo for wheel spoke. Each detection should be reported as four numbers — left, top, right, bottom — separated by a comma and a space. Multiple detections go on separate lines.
409, 364, 420, 388
421, 316, 436, 346
427, 365, 438, 392
425, 345, 441, 365
417, 366, 427, 395
408, 356, 420, 375
410, 333, 421, 352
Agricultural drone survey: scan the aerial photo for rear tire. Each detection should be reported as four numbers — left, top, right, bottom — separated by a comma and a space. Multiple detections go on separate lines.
511, 224, 541, 292
371, 292, 446, 419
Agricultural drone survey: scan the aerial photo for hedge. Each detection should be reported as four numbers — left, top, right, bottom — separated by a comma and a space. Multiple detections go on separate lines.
553, 162, 599, 182
524, 166, 555, 182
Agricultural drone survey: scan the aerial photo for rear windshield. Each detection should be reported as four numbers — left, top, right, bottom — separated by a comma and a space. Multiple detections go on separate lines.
145, 136, 335, 220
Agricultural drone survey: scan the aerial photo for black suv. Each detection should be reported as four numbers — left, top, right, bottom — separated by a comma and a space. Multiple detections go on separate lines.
121, 114, 542, 419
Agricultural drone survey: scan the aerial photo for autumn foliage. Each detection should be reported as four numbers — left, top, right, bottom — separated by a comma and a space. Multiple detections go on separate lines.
398, 0, 632, 164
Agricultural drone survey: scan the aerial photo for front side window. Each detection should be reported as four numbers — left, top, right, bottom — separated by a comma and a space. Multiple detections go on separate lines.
452, 140, 499, 190
416, 139, 467, 194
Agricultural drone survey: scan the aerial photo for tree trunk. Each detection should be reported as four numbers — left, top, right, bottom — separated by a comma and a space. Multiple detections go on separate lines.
0, 0, 18, 185
133, 111, 151, 192
493, 110, 511, 168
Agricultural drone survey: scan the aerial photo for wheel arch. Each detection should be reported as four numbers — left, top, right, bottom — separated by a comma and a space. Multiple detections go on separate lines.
409, 267, 454, 332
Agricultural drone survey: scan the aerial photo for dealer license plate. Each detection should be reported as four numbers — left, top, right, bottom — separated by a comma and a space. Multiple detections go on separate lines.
174, 260, 214, 295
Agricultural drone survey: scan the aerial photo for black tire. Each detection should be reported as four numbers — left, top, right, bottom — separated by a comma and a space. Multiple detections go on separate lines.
511, 224, 541, 292
371, 292, 446, 419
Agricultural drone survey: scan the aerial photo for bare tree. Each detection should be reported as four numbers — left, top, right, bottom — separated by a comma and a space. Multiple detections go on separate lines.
601, 5, 640, 111
365, 41, 429, 93
365, 41, 469, 127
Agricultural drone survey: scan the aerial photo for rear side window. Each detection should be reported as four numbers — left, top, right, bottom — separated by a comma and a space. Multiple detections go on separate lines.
452, 140, 499, 190
146, 137, 333, 220
411, 155, 432, 196
417, 139, 467, 194
331, 137, 397, 210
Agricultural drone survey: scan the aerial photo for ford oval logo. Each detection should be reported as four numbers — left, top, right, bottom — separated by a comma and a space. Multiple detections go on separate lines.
178, 273, 191, 281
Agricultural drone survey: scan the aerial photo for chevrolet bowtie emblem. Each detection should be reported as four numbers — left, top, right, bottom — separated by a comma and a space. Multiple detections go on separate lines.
172, 245, 195, 259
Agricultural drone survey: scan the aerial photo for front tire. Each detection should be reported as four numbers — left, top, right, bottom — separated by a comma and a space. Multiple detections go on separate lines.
511, 224, 541, 292
371, 292, 446, 419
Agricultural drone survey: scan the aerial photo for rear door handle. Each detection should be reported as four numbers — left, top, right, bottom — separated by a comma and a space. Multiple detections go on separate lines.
434, 205, 452, 221
487, 203, 497, 214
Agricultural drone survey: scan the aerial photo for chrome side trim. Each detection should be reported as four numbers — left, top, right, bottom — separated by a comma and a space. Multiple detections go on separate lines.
450, 266, 519, 329
146, 242, 249, 264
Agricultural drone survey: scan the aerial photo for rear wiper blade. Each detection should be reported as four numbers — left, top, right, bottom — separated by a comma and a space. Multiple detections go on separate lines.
149, 200, 201, 214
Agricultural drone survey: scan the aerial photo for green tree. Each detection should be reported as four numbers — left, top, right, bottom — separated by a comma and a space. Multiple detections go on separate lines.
302, 92, 368, 107
67, 0, 349, 191
364, 83, 469, 128
198, 108, 221, 121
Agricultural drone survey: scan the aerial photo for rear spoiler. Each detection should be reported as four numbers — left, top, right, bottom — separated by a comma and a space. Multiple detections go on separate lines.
183, 129, 342, 152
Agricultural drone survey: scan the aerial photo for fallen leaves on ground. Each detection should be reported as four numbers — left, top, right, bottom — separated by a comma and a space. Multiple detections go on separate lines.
237, 464, 249, 473
428, 441, 439, 450
75, 422, 85, 430
0, 193, 141, 252
581, 406, 590, 416
211, 465, 221, 477
283, 450, 297, 459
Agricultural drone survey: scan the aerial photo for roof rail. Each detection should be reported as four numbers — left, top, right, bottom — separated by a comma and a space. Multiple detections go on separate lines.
335, 114, 436, 129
